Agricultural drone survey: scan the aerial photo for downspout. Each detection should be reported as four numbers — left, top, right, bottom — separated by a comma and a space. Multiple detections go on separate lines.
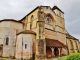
21, 37, 23, 59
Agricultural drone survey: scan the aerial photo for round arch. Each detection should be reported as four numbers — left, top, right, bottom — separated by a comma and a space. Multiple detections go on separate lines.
45, 13, 55, 30
46, 13, 55, 22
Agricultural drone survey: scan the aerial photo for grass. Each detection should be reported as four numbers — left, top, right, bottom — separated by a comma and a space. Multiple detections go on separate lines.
67, 53, 80, 60
49, 59, 53, 60
58, 58, 67, 60
0, 57, 16, 60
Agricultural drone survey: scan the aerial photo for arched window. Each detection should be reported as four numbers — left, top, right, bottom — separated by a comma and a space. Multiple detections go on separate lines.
46, 16, 51, 23
6, 37, 9, 45
30, 15, 34, 29
46, 14, 54, 24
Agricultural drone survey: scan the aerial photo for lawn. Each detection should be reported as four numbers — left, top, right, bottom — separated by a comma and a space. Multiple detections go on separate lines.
0, 57, 16, 60
58, 58, 67, 60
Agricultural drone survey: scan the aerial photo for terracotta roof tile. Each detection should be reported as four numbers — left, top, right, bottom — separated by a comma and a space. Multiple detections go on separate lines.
52, 6, 64, 13
46, 38, 67, 47
0, 19, 23, 23
17, 30, 36, 35
66, 34, 78, 40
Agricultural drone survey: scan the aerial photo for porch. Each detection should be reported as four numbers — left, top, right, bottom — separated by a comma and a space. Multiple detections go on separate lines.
46, 39, 68, 58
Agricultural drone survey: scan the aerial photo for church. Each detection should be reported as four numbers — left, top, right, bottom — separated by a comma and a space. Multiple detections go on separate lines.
0, 5, 79, 60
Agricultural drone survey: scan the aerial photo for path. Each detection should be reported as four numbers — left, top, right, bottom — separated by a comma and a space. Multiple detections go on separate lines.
53, 56, 67, 60
53, 57, 58, 60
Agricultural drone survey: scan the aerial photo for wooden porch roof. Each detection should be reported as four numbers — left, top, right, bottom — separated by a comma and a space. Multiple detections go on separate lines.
46, 38, 68, 48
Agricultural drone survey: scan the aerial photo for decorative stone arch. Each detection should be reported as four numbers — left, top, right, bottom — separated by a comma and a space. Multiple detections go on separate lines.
45, 13, 55, 30
46, 13, 55, 23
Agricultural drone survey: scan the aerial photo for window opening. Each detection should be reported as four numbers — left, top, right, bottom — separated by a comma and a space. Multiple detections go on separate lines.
25, 44, 27, 49
46, 16, 51, 23
6, 37, 9, 45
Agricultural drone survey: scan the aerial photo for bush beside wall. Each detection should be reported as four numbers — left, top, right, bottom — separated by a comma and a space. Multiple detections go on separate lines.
67, 53, 80, 60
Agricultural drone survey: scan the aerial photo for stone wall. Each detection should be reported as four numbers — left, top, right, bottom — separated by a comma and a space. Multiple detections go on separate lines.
45, 29, 66, 55
67, 38, 79, 54
45, 29, 66, 44
0, 27, 16, 57
16, 34, 36, 59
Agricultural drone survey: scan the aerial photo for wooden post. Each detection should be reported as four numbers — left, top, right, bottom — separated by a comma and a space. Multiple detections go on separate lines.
58, 48, 61, 57
51, 47, 55, 57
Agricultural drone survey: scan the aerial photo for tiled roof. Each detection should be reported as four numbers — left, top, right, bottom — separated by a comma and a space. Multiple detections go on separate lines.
46, 38, 67, 47
17, 30, 36, 35
66, 34, 78, 40
52, 6, 64, 13
0, 19, 23, 23
20, 6, 39, 21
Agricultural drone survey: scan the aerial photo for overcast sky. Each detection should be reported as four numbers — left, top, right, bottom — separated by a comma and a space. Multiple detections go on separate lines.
0, 0, 80, 41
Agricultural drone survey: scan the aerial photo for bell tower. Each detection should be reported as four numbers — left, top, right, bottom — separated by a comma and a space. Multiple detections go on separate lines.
52, 6, 65, 33
35, 6, 46, 60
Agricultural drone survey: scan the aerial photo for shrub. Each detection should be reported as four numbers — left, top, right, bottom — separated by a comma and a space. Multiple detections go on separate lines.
66, 53, 80, 60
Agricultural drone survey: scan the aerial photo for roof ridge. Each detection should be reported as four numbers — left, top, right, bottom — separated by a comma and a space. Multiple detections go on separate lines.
17, 30, 36, 35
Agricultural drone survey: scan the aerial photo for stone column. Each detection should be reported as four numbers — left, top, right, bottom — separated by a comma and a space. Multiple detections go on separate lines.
65, 48, 68, 55
35, 6, 46, 60
51, 47, 55, 57
58, 48, 61, 57
71, 40, 75, 53
76, 41, 79, 53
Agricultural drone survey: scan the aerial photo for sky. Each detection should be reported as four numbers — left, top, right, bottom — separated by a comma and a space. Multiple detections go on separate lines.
0, 0, 80, 41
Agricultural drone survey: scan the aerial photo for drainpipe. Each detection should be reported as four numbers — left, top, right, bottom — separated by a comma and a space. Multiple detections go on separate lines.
21, 37, 23, 59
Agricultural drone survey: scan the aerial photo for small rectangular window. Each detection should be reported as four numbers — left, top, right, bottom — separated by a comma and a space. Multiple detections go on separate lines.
6, 37, 9, 45
25, 44, 27, 49
46, 6, 48, 9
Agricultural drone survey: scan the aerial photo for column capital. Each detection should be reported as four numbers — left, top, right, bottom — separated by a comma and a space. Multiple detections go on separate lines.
50, 47, 55, 49
58, 47, 61, 50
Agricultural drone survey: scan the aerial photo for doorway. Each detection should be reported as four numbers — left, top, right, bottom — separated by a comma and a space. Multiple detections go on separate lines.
54, 47, 59, 56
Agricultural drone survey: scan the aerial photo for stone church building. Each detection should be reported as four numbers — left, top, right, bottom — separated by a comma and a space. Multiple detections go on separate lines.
0, 6, 79, 60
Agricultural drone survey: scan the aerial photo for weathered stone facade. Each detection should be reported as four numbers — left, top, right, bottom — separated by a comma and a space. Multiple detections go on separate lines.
0, 5, 79, 60
16, 34, 35, 59
0, 28, 16, 58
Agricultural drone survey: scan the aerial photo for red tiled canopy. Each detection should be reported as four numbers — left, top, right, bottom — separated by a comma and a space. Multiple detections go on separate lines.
17, 30, 36, 35
46, 39, 68, 48
66, 34, 78, 40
